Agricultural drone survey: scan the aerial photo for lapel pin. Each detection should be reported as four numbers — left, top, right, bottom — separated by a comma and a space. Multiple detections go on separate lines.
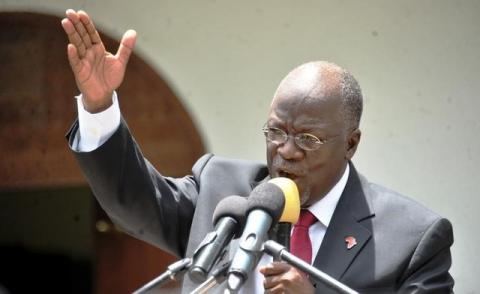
345, 236, 357, 250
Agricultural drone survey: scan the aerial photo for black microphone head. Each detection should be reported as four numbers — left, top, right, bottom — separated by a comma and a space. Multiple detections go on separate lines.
247, 182, 285, 224
212, 195, 248, 238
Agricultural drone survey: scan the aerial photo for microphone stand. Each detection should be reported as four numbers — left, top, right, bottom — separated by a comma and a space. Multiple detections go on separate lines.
132, 257, 192, 294
270, 222, 291, 260
263, 240, 359, 294
190, 261, 230, 294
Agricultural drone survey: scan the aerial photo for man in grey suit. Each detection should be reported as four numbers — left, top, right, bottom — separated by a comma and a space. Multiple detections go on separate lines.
62, 9, 454, 293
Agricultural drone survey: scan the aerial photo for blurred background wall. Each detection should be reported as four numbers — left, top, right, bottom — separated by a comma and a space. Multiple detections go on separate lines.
1, 0, 478, 293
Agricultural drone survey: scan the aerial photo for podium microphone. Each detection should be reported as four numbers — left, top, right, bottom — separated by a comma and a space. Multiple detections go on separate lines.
226, 177, 300, 292
188, 195, 248, 283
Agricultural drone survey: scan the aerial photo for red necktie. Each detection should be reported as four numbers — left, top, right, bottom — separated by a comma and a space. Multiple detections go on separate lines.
290, 209, 318, 264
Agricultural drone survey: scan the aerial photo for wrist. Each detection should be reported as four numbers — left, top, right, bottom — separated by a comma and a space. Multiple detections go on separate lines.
82, 92, 113, 113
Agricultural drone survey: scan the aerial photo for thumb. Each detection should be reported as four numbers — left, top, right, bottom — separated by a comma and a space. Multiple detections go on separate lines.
116, 29, 137, 65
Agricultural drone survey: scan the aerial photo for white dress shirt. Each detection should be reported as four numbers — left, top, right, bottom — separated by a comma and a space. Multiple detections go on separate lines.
71, 93, 121, 152
73, 93, 350, 293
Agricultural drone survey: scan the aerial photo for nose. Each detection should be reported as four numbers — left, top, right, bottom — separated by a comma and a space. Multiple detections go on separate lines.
277, 136, 304, 160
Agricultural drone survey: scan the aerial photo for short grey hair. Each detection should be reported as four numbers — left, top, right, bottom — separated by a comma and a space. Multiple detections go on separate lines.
340, 69, 363, 130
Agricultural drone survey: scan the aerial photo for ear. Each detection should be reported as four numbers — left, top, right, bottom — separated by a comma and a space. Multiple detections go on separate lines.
345, 128, 361, 160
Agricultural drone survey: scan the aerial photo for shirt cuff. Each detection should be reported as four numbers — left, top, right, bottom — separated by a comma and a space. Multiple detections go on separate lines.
73, 92, 121, 152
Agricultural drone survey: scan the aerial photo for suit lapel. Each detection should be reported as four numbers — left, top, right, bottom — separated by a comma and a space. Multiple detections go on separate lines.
313, 163, 374, 281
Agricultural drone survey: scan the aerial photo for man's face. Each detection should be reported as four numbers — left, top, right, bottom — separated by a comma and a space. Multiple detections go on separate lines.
266, 91, 353, 207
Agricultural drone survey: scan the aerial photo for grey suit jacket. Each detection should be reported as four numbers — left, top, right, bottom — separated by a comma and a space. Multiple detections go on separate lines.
68, 119, 454, 293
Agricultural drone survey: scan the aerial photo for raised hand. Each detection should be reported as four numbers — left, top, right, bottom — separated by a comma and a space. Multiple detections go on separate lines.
61, 9, 137, 113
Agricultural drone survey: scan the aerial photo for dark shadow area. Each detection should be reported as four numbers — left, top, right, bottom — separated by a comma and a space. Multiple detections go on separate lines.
0, 187, 93, 294
0, 245, 91, 294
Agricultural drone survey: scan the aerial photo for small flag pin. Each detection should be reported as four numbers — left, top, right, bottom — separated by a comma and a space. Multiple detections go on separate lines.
345, 236, 357, 250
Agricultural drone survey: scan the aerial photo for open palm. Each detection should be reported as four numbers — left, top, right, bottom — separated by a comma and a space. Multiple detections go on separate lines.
62, 9, 136, 113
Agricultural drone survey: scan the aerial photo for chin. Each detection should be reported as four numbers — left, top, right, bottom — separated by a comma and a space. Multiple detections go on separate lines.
299, 190, 311, 208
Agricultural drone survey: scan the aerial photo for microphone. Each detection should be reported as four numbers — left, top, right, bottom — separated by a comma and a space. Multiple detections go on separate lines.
226, 177, 300, 292
188, 195, 248, 283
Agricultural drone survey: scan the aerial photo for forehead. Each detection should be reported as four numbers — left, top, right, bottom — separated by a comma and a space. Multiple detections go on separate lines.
268, 94, 344, 131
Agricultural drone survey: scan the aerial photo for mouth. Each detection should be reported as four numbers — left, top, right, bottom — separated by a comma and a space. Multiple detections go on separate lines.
277, 169, 300, 181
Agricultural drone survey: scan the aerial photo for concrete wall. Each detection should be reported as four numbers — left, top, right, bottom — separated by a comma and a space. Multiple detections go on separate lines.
2, 1, 478, 292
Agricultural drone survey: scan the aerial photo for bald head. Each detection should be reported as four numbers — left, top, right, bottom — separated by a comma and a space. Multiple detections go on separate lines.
272, 61, 363, 130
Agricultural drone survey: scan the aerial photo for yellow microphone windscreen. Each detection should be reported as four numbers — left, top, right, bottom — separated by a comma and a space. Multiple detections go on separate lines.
269, 177, 300, 224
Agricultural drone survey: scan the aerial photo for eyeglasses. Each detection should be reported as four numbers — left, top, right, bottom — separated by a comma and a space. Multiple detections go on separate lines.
262, 125, 334, 151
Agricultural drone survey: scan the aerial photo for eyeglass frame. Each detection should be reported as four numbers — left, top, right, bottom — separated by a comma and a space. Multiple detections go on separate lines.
262, 124, 340, 151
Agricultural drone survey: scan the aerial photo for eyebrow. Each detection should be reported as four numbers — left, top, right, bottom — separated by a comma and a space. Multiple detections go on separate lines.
268, 118, 333, 130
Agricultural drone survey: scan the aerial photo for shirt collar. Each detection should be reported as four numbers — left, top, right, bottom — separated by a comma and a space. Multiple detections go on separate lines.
307, 164, 349, 228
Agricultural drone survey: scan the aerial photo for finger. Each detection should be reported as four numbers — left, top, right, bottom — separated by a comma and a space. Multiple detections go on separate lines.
66, 9, 92, 52
260, 262, 291, 276
264, 285, 284, 294
67, 43, 82, 74
67, 9, 93, 49
65, 8, 78, 21
61, 17, 87, 58
65, 9, 83, 41
264, 277, 291, 294
116, 29, 137, 65
264, 275, 282, 290
61, 18, 79, 43
78, 10, 101, 45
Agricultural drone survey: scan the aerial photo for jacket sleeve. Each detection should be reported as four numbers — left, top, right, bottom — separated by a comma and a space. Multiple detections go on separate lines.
67, 117, 207, 257
397, 217, 454, 293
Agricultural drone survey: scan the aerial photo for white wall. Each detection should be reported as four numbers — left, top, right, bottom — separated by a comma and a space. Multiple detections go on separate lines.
2, 1, 479, 291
